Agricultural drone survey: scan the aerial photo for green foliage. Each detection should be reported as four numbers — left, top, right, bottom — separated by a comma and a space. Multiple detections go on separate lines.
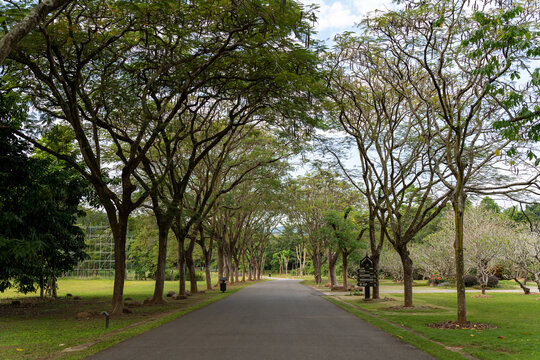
0, 91, 87, 294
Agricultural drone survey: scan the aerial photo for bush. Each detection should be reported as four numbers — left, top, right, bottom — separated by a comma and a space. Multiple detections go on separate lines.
464, 275, 479, 287
487, 275, 499, 287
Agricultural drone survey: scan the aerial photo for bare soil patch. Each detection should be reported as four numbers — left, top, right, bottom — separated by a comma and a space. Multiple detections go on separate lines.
427, 321, 497, 330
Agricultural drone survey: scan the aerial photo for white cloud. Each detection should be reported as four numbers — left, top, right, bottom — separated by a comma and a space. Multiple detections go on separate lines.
300, 0, 394, 40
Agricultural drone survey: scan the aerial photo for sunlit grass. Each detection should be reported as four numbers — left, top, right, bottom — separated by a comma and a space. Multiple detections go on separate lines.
335, 292, 540, 359
0, 277, 257, 360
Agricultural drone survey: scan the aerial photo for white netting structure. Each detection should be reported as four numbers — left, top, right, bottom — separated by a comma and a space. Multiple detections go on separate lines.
68, 225, 134, 278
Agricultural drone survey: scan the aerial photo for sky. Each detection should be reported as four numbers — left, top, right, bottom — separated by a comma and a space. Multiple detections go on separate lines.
299, 0, 394, 42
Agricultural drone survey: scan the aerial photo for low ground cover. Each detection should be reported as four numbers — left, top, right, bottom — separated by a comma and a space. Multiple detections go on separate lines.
0, 278, 256, 360
333, 292, 540, 359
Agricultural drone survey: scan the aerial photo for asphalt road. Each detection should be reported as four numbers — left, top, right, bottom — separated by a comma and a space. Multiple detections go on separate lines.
86, 280, 434, 360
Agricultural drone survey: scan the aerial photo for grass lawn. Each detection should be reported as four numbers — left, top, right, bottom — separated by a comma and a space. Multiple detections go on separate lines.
331, 292, 540, 360
0, 278, 257, 360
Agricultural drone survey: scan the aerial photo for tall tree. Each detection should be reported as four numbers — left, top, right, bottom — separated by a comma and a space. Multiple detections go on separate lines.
357, 0, 540, 321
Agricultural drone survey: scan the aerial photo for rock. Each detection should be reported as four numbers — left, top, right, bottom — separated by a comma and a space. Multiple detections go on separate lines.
172, 294, 187, 300
66, 293, 72, 297
124, 297, 133, 301
73, 296, 82, 300
143, 297, 153, 305
122, 307, 132, 314
11, 300, 21, 306
166, 291, 176, 297
76, 311, 91, 319
185, 291, 191, 296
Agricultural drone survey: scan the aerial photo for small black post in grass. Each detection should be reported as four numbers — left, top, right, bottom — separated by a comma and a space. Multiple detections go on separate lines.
102, 311, 110, 328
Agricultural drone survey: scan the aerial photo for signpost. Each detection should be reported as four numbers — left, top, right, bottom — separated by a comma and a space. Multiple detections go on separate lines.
352, 255, 377, 299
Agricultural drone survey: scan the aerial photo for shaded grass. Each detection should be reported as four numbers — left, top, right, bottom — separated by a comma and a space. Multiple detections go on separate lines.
0, 278, 256, 360
334, 292, 540, 360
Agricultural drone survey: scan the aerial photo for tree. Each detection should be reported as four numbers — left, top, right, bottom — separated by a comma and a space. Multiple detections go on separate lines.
0, 91, 86, 296
361, 0, 540, 322
287, 169, 358, 285
325, 208, 365, 291
4, 0, 323, 313
328, 31, 451, 306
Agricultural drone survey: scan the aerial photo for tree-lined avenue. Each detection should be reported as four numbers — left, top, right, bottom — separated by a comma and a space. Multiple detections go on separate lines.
87, 280, 434, 360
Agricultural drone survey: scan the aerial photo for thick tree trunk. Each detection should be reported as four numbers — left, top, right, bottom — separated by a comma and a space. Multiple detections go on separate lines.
453, 191, 467, 324
326, 249, 339, 287
397, 245, 413, 307
312, 252, 322, 284
186, 238, 198, 294
151, 224, 169, 304
111, 215, 128, 315
177, 236, 186, 296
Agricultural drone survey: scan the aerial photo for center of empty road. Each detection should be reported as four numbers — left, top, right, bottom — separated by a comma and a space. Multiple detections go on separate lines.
87, 280, 434, 360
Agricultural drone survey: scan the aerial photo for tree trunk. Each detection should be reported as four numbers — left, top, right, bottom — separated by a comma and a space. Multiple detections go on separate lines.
151, 223, 169, 304
342, 251, 348, 291
372, 253, 381, 299
111, 215, 128, 315
217, 243, 224, 282
312, 252, 322, 284
453, 191, 467, 324
396, 245, 413, 307
39, 275, 44, 299
512, 277, 530, 294
177, 236, 186, 296
327, 249, 339, 287
242, 252, 246, 282
186, 237, 198, 294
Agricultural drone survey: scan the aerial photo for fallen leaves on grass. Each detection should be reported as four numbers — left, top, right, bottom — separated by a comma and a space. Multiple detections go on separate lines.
427, 321, 497, 330
384, 305, 438, 311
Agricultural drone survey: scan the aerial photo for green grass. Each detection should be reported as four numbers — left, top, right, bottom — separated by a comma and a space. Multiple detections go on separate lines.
332, 292, 540, 359
0, 278, 257, 360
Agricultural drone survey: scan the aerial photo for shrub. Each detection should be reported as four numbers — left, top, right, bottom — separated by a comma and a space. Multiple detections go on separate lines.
487, 275, 499, 287
464, 275, 479, 287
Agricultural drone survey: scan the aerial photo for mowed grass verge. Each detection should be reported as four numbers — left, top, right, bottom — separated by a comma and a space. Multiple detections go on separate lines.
327, 292, 540, 360
0, 278, 257, 360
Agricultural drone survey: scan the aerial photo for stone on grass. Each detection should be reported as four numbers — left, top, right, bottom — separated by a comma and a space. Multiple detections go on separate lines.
166, 291, 176, 297
66, 293, 72, 297
185, 291, 191, 296
73, 296, 81, 300
172, 294, 187, 300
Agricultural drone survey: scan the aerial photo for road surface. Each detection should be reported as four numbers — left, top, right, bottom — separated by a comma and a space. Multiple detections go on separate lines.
87, 280, 434, 360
